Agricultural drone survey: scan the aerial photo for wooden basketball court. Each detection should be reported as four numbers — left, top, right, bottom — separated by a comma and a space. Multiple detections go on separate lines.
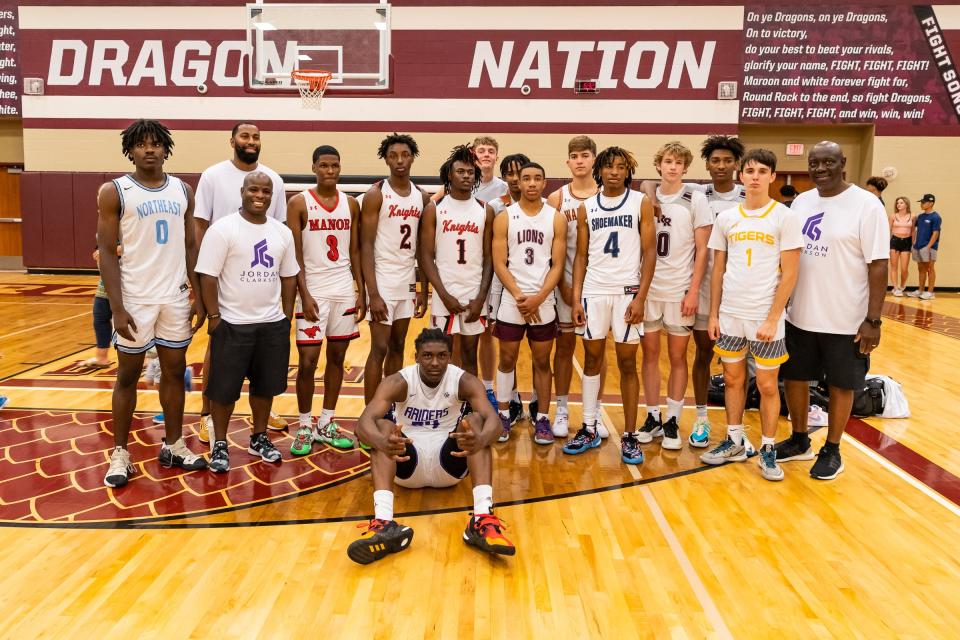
0, 273, 958, 638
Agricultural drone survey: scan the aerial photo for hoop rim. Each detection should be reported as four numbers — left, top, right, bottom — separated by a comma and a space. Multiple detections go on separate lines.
291, 69, 334, 84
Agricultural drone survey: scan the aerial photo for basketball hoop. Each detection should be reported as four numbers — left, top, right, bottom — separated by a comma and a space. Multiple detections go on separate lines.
291, 70, 333, 109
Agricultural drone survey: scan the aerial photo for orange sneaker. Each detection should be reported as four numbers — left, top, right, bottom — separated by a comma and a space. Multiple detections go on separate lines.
463, 513, 515, 556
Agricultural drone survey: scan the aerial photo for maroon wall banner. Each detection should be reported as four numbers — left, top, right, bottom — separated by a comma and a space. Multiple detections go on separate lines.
0, 2, 18, 116
740, 5, 960, 131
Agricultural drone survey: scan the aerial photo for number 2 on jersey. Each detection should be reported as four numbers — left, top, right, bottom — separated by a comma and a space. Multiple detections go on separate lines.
603, 231, 620, 258
326, 235, 339, 261
399, 223, 412, 250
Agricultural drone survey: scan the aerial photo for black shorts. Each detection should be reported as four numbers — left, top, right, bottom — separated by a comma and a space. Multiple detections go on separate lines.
204, 318, 291, 404
394, 433, 468, 483
890, 235, 912, 252
780, 322, 869, 390
492, 319, 558, 342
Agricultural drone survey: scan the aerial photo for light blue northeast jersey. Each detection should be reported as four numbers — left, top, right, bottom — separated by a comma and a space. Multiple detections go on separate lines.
114, 173, 190, 304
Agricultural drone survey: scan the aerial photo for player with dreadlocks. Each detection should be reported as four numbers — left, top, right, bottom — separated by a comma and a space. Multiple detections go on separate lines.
563, 146, 656, 462
360, 133, 432, 423
420, 144, 495, 379
98, 119, 207, 488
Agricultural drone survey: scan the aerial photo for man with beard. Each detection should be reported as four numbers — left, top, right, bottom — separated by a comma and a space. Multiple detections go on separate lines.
194, 122, 289, 442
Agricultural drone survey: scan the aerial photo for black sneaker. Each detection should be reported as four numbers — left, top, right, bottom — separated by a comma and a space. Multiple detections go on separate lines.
209, 440, 230, 473
158, 438, 208, 471
347, 519, 414, 564
528, 398, 539, 422
774, 435, 815, 462
508, 398, 524, 425
636, 413, 663, 444
661, 417, 682, 450
248, 432, 282, 462
810, 447, 844, 480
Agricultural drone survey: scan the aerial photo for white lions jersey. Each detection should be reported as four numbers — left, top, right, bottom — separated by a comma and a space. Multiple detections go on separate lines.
374, 180, 423, 301
300, 189, 355, 301
432, 195, 486, 312
397, 364, 465, 436
559, 185, 593, 284
505, 202, 557, 300
114, 174, 190, 304
650, 185, 713, 302
583, 189, 644, 296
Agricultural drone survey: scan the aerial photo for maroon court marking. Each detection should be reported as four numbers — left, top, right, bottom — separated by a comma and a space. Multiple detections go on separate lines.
0, 409, 369, 523
845, 417, 960, 507
883, 300, 960, 340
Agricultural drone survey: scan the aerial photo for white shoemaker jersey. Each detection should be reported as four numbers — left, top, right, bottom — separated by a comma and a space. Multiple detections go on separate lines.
300, 189, 355, 301
374, 180, 423, 300
558, 184, 592, 284
582, 188, 644, 296
433, 195, 486, 307
650, 184, 713, 302
397, 364, 465, 435
505, 202, 557, 298
114, 173, 190, 304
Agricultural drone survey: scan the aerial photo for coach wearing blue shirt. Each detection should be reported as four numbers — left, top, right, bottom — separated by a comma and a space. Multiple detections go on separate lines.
909, 194, 941, 301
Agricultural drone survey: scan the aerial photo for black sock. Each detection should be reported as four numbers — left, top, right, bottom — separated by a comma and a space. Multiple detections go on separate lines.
791, 431, 810, 445
201, 412, 209, 417
822, 441, 840, 454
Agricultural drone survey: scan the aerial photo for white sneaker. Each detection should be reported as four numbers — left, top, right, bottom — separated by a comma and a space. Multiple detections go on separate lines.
597, 420, 610, 439
552, 412, 570, 438
104, 446, 135, 488
920, 291, 935, 300
688, 416, 711, 448
906, 289, 921, 298
892, 288, 904, 297
808, 404, 828, 427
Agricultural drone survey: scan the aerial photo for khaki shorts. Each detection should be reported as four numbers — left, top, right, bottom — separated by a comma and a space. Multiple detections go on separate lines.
912, 247, 938, 263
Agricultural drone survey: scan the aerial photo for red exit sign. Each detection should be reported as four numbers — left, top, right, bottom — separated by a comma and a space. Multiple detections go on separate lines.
785, 143, 805, 156
575, 79, 599, 94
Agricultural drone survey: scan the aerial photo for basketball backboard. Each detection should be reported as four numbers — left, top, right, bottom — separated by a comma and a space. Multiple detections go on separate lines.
246, 2, 391, 91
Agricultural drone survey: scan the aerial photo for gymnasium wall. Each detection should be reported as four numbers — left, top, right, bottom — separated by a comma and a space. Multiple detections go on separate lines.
10, 0, 960, 287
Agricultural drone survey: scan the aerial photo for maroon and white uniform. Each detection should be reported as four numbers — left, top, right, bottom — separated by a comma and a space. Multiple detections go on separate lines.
430, 195, 487, 336
496, 202, 557, 327
295, 189, 359, 345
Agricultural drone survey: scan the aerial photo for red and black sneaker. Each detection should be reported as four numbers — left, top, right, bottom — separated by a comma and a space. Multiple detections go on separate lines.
463, 512, 516, 556
347, 519, 414, 565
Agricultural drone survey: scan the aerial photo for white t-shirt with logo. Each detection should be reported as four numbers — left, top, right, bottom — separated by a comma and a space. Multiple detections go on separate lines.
708, 200, 803, 321
194, 160, 287, 224
787, 185, 889, 334
196, 213, 300, 324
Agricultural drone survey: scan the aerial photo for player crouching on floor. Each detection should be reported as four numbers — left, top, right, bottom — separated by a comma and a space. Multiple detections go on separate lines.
348, 328, 515, 564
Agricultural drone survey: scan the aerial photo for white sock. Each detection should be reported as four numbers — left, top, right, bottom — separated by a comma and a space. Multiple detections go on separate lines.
482, 379, 494, 392
373, 490, 394, 521
728, 424, 744, 445
696, 404, 708, 419
761, 435, 775, 448
531, 389, 539, 402
496, 369, 514, 404
556, 395, 569, 415
666, 397, 684, 421
499, 409, 510, 419
647, 406, 661, 420
537, 412, 549, 422
299, 412, 312, 426
513, 390, 522, 404
473, 484, 493, 515
319, 408, 335, 426
581, 374, 601, 431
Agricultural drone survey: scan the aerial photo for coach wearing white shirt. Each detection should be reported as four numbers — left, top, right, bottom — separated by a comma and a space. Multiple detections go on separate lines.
194, 122, 288, 439
197, 172, 300, 474
776, 141, 889, 481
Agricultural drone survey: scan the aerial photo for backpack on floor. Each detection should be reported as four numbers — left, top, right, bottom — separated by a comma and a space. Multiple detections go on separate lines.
852, 377, 885, 417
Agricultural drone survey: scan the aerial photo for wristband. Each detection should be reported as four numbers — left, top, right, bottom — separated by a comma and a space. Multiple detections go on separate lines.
208, 313, 221, 320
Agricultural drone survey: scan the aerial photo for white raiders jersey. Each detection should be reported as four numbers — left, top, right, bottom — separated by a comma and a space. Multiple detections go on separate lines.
650, 184, 713, 302
432, 195, 486, 308
397, 364, 465, 436
115, 173, 190, 304
558, 184, 595, 284
582, 188, 644, 296
300, 188, 355, 301
374, 179, 423, 301
505, 202, 557, 299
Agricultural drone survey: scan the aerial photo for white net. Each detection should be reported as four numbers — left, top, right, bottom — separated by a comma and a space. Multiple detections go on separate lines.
292, 71, 332, 110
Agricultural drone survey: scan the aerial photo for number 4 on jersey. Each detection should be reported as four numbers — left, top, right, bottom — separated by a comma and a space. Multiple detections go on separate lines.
603, 231, 620, 258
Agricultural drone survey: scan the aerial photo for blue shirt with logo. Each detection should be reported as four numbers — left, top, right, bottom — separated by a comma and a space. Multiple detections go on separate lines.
914, 211, 941, 250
